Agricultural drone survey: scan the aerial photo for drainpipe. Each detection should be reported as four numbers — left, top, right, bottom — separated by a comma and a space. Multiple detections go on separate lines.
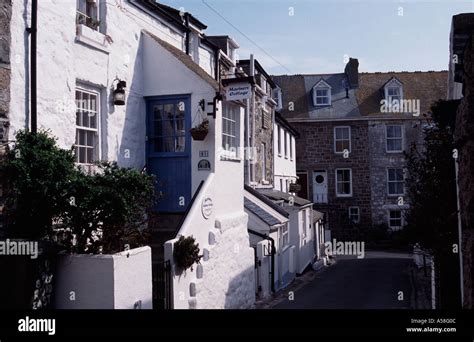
250, 54, 255, 184
248, 229, 276, 293
28, 0, 38, 133
454, 157, 464, 307
184, 13, 190, 55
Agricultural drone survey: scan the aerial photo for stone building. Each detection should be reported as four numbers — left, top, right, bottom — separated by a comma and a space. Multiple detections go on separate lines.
273, 59, 447, 240
237, 58, 278, 188
448, 12, 474, 309
0, 0, 12, 236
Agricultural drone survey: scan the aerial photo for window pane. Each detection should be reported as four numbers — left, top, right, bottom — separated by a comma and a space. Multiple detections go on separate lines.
82, 110, 89, 128
86, 131, 95, 147
176, 136, 185, 152
154, 105, 164, 120
78, 130, 86, 145
161, 120, 174, 136
86, 148, 94, 163
163, 104, 174, 120
79, 147, 86, 164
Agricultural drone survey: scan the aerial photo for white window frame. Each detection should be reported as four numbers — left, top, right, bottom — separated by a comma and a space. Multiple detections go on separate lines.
388, 210, 403, 229
301, 209, 307, 239
313, 86, 331, 106
386, 125, 404, 153
261, 143, 266, 181
348, 206, 360, 224
77, 0, 101, 31
75, 85, 101, 165
277, 125, 282, 156
281, 225, 289, 248
222, 101, 239, 159
384, 79, 404, 105
290, 136, 293, 160
335, 168, 352, 197
334, 126, 351, 154
387, 168, 405, 196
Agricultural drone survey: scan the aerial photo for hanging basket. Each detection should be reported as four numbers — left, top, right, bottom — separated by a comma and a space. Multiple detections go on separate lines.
190, 119, 209, 141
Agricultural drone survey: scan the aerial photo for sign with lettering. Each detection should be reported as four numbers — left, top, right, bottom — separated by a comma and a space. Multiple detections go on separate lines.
199, 151, 209, 158
201, 197, 213, 219
289, 183, 301, 193
225, 83, 251, 101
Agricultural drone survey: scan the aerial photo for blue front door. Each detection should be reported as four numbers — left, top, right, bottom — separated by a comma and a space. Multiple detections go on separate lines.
146, 95, 191, 212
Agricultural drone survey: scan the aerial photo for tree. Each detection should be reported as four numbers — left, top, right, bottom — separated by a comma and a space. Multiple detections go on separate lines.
404, 99, 462, 308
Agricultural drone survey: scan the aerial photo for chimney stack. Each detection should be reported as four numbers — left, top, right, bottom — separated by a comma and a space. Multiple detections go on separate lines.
344, 58, 359, 89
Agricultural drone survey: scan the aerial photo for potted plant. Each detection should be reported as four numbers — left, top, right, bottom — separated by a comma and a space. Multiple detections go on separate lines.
190, 119, 209, 141
173, 235, 202, 271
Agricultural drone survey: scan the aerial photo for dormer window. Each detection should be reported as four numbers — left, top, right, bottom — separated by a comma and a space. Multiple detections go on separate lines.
384, 78, 403, 104
312, 80, 332, 106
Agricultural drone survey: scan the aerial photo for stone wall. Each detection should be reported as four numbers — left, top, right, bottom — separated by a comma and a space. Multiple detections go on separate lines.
455, 32, 474, 309
253, 94, 274, 187
368, 119, 426, 227
0, 0, 12, 235
293, 120, 372, 240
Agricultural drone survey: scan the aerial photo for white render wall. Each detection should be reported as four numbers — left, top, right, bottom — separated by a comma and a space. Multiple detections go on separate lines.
164, 102, 256, 309
274, 123, 297, 192
8, 0, 194, 170
54, 246, 153, 309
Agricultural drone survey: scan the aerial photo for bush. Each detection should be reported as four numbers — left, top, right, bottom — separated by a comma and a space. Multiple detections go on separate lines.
58, 162, 155, 254
4, 130, 156, 254
173, 236, 202, 271
3, 130, 76, 239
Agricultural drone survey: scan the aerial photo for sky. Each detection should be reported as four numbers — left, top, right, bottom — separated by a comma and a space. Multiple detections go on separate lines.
158, 0, 473, 75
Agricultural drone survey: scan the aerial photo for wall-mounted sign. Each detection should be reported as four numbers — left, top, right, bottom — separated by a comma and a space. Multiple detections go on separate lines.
289, 183, 301, 193
225, 83, 251, 101
199, 150, 209, 158
201, 197, 213, 219
198, 159, 211, 171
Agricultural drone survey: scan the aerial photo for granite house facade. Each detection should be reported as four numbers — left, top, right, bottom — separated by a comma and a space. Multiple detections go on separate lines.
273, 59, 447, 240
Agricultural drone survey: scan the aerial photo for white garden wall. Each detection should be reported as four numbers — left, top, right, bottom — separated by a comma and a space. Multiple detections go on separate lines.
54, 246, 153, 309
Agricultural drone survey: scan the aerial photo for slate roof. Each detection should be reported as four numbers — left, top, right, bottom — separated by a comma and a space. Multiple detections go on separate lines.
356, 71, 448, 118
271, 75, 308, 119
244, 185, 289, 218
136, 0, 207, 30
272, 71, 448, 121
244, 197, 282, 226
143, 31, 219, 91
257, 189, 311, 207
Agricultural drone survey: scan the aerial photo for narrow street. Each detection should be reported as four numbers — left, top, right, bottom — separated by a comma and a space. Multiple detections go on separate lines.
274, 251, 413, 309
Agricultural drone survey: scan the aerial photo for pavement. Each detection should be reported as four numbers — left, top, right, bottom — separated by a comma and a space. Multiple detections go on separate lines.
267, 251, 414, 309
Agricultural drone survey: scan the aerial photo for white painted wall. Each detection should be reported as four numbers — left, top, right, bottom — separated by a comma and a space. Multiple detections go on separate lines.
54, 246, 153, 309
8, 0, 197, 170
164, 100, 255, 309
274, 123, 297, 192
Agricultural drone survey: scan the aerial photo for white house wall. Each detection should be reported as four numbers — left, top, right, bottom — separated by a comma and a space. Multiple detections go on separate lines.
9, 0, 186, 170
274, 123, 297, 192
164, 103, 255, 309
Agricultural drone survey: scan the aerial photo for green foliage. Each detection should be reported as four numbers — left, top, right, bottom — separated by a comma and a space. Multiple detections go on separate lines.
4, 130, 156, 254
173, 236, 202, 271
59, 162, 155, 254
404, 100, 459, 255
3, 130, 76, 239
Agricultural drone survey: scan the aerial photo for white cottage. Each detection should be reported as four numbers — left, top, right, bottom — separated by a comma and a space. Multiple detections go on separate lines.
7, 0, 255, 309
274, 111, 298, 192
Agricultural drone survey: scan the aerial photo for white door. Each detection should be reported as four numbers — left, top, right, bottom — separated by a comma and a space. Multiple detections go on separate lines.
313, 170, 328, 203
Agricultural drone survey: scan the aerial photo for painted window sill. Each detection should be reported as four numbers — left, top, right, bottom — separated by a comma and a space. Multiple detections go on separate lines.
76, 24, 110, 54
